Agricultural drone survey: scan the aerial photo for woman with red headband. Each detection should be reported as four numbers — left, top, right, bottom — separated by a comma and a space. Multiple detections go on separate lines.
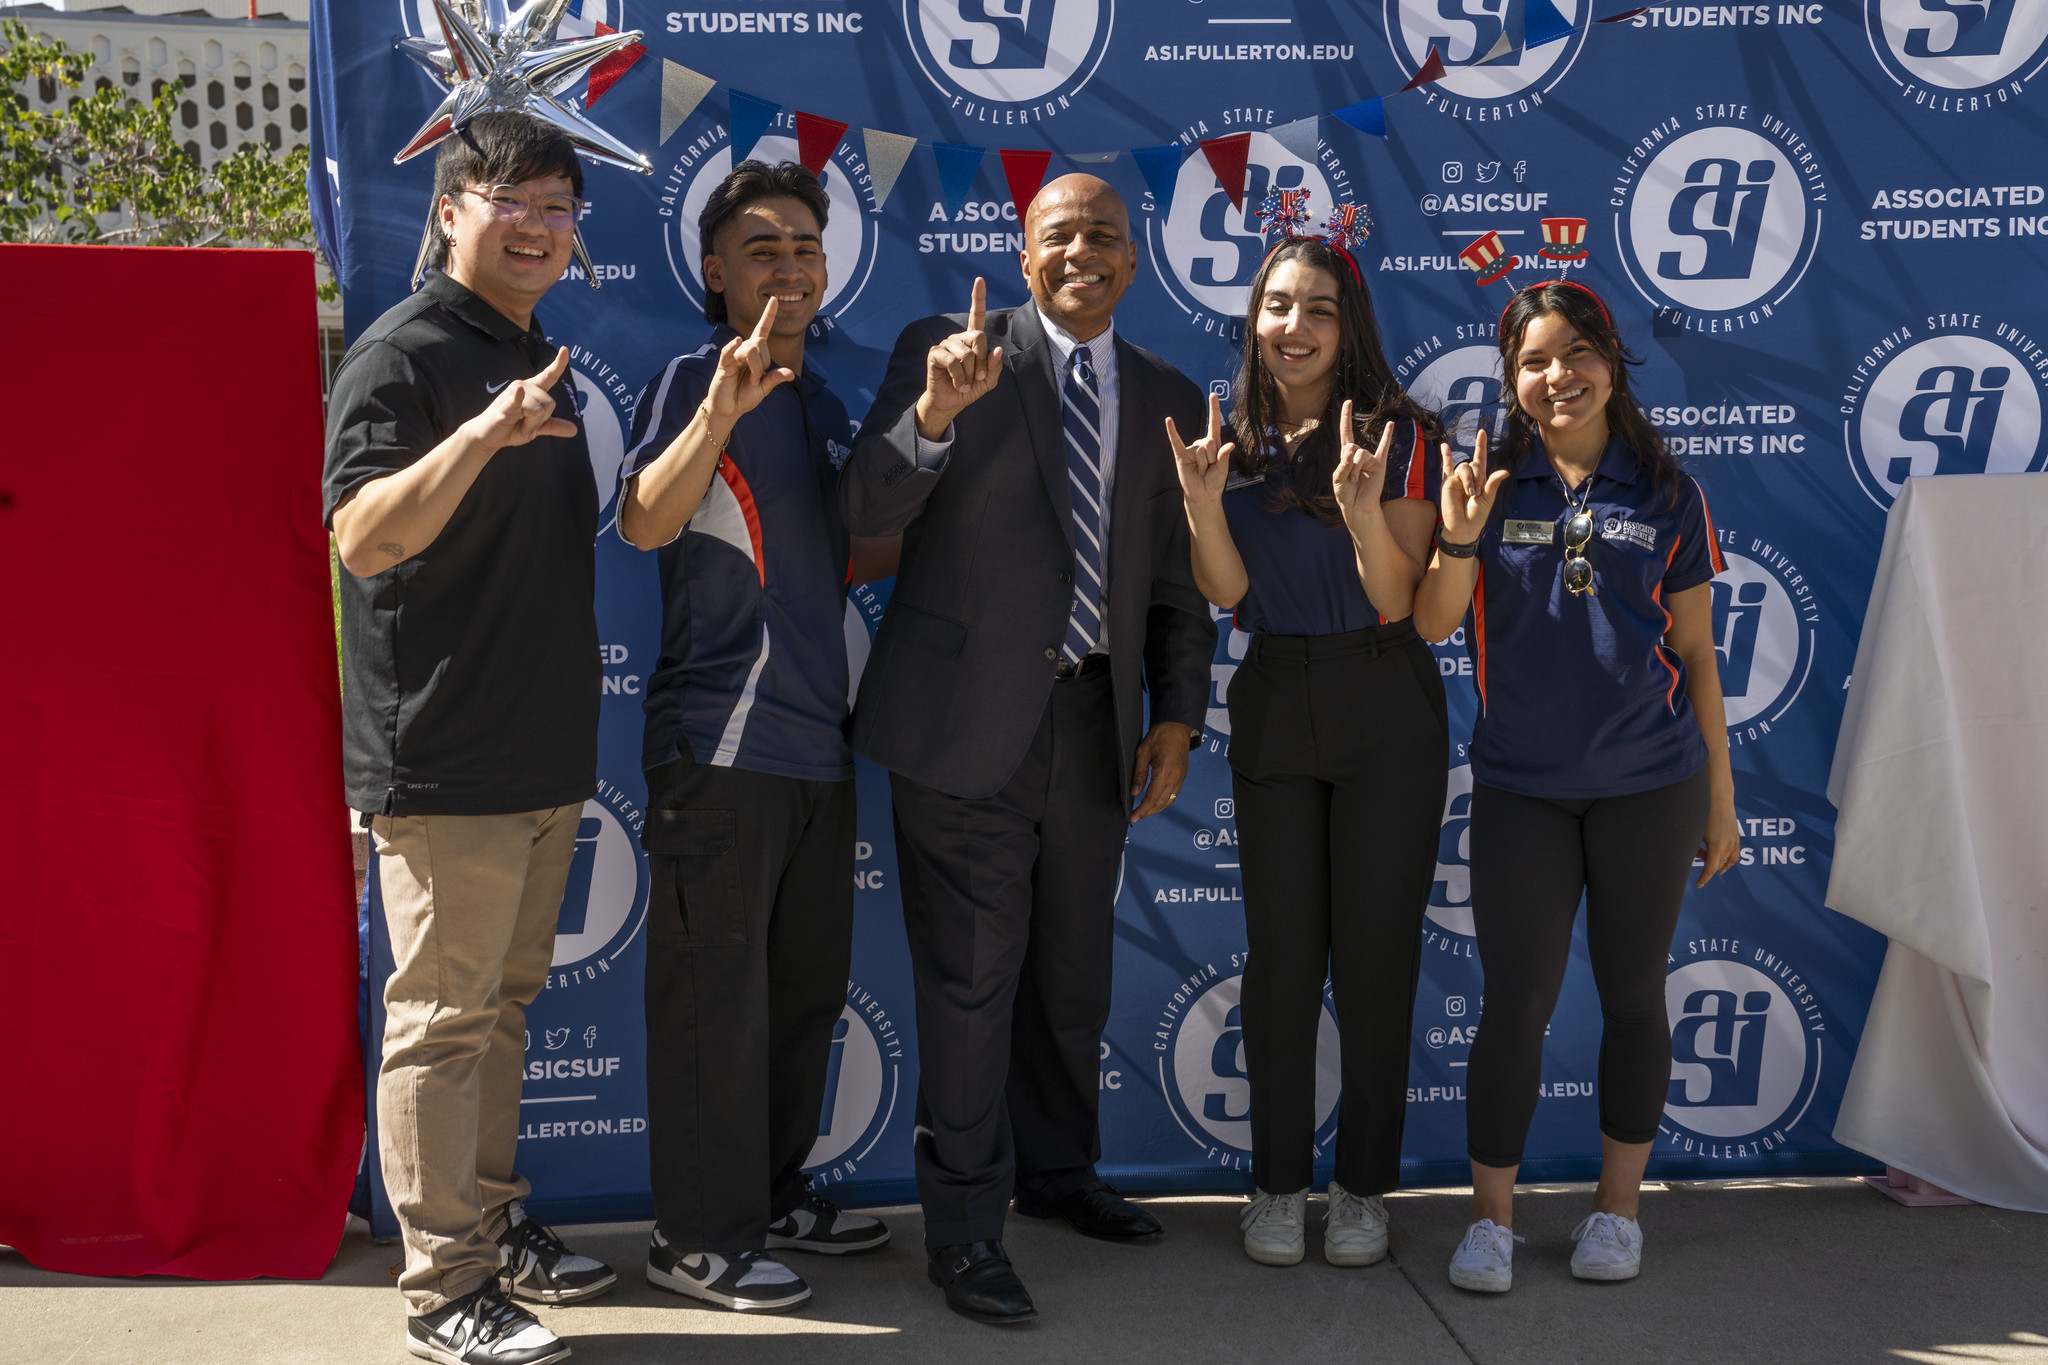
1169, 229, 1447, 1271
1385, 279, 1740, 1293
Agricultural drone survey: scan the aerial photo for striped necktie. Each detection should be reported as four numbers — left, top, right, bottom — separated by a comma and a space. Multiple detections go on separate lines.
1061, 346, 1105, 667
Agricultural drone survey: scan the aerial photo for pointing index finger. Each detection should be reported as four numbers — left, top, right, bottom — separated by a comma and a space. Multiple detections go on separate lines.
968, 276, 986, 332
1207, 389, 1224, 444
752, 295, 780, 341
537, 345, 570, 388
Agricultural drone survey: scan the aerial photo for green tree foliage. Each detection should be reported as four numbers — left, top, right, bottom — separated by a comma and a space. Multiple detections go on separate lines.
2, 19, 335, 296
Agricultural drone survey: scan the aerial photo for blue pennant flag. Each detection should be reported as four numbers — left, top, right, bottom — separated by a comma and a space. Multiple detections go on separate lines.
930, 141, 985, 218
1131, 144, 1185, 218
728, 89, 780, 162
1525, 0, 1576, 49
1332, 97, 1387, 139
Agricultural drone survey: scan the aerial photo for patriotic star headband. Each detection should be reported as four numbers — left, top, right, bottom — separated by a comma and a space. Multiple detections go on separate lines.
1253, 187, 1373, 285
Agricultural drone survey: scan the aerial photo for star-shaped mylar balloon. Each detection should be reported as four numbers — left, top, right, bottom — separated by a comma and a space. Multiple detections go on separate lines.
396, 0, 652, 289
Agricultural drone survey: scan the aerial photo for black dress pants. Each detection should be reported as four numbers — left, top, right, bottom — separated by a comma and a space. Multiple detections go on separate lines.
1463, 768, 1710, 1168
1228, 626, 1448, 1197
640, 750, 855, 1254
888, 662, 1127, 1248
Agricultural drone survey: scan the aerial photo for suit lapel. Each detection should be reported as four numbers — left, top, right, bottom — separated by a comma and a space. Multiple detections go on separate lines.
1003, 305, 1073, 550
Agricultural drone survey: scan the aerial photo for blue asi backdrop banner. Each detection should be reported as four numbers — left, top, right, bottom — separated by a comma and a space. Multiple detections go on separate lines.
314, 0, 2048, 1228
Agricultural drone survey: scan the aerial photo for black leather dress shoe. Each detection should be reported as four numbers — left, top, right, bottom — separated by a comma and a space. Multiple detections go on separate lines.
926, 1241, 1036, 1324
1012, 1181, 1164, 1242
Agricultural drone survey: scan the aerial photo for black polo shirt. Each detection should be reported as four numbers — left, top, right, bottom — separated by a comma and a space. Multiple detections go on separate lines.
322, 269, 599, 817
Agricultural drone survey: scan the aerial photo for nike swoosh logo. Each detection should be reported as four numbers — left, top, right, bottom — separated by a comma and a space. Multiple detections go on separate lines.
486, 379, 510, 393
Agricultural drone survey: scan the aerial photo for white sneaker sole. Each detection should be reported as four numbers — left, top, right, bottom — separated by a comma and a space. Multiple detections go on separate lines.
506, 1269, 618, 1304
1449, 1262, 1513, 1292
407, 1336, 572, 1365
1571, 1256, 1641, 1282
1323, 1234, 1388, 1268
765, 1226, 892, 1255
1244, 1237, 1305, 1266
645, 1262, 812, 1312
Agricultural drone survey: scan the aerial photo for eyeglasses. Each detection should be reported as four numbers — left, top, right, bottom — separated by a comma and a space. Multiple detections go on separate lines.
463, 185, 584, 232
1562, 507, 1596, 597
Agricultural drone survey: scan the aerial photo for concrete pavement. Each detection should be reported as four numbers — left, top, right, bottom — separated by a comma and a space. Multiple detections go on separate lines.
5, 1179, 2045, 1364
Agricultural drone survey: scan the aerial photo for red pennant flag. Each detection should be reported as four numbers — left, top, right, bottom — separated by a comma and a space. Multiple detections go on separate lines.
792, 110, 850, 176
584, 22, 646, 106
1199, 132, 1251, 212
997, 148, 1054, 217
1398, 45, 1447, 94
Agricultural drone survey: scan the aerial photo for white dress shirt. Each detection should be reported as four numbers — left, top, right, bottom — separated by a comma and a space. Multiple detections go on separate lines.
913, 306, 1120, 653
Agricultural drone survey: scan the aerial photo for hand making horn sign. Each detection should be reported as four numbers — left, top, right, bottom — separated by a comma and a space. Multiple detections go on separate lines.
1330, 398, 1392, 528
1439, 427, 1510, 548
471, 345, 580, 450
1165, 389, 1237, 509
912, 276, 1006, 440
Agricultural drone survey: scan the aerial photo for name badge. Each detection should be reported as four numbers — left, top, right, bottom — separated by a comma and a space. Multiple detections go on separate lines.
1503, 518, 1555, 546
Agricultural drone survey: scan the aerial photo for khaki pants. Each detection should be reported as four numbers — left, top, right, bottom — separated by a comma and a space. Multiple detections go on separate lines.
370, 805, 581, 1315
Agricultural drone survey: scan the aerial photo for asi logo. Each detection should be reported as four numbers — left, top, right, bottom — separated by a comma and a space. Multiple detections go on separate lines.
1384, 0, 1590, 119
1427, 764, 1476, 940
1406, 343, 1504, 462
1864, 0, 2048, 111
550, 780, 650, 989
1842, 322, 2048, 509
1660, 941, 1826, 1161
806, 981, 904, 1184
902, 0, 1114, 123
1148, 130, 1357, 338
1154, 966, 1341, 1170
564, 345, 636, 541
1711, 546, 1819, 748
657, 126, 880, 319
1612, 112, 1825, 333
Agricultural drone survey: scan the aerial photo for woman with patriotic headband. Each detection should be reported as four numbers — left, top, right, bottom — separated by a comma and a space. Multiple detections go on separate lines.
1169, 197, 1448, 1272
1393, 279, 1741, 1294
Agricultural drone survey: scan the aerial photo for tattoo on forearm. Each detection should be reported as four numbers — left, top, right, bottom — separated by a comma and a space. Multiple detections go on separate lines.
378, 542, 405, 560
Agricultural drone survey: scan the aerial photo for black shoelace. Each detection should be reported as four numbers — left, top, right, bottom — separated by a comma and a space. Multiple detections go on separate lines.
464, 1275, 530, 1347
513, 1217, 572, 1264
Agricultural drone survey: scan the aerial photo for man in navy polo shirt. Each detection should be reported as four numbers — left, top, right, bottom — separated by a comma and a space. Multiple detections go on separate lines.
617, 160, 895, 1314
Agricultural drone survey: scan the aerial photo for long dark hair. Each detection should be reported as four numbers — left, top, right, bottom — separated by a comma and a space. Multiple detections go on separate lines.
1496, 281, 1680, 503
1229, 237, 1439, 525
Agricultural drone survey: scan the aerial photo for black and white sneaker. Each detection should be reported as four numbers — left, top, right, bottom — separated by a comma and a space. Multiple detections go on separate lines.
766, 1189, 892, 1255
645, 1229, 812, 1312
406, 1281, 570, 1365
497, 1203, 617, 1305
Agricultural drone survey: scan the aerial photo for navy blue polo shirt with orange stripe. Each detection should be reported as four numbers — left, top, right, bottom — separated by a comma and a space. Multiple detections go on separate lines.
1221, 417, 1437, 636
621, 328, 855, 781
1461, 435, 1724, 800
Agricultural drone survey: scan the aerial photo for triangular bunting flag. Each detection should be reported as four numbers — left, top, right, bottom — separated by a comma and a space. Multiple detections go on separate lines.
1398, 46, 1447, 93
1131, 144, 1184, 216
793, 110, 849, 176
1331, 98, 1386, 139
584, 23, 645, 105
1199, 132, 1251, 212
1269, 115, 1321, 163
997, 148, 1054, 217
930, 141, 985, 218
1524, 0, 1576, 48
660, 60, 716, 145
1475, 28, 1520, 65
861, 127, 918, 210
728, 89, 780, 163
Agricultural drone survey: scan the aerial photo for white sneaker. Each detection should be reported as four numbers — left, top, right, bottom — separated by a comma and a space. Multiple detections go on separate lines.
1569, 1211, 1644, 1281
1447, 1219, 1522, 1293
1240, 1188, 1307, 1266
1322, 1182, 1389, 1267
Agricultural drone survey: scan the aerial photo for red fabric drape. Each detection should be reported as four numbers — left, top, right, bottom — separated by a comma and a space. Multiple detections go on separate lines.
0, 245, 361, 1278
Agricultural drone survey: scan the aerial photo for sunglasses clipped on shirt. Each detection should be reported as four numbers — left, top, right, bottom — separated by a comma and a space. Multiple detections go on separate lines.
1562, 507, 1596, 597
464, 184, 585, 232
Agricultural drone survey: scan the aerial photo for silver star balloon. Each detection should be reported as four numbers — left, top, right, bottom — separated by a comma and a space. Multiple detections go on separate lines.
396, 0, 653, 289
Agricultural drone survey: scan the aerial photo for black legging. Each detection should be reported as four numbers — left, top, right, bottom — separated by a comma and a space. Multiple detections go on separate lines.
1463, 768, 1710, 1168
1229, 625, 1447, 1195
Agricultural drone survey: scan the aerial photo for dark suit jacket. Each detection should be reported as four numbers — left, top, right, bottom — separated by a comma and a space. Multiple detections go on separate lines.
839, 304, 1215, 801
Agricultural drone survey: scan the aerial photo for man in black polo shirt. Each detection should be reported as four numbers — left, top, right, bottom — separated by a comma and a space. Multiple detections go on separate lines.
325, 113, 613, 1365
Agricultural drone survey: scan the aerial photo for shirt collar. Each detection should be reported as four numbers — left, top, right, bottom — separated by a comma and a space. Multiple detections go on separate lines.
1519, 434, 1639, 487
421, 269, 544, 345
1035, 305, 1116, 375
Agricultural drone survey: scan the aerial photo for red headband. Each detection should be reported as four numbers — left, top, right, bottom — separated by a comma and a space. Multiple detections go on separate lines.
1261, 237, 1364, 287
1500, 278, 1611, 331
